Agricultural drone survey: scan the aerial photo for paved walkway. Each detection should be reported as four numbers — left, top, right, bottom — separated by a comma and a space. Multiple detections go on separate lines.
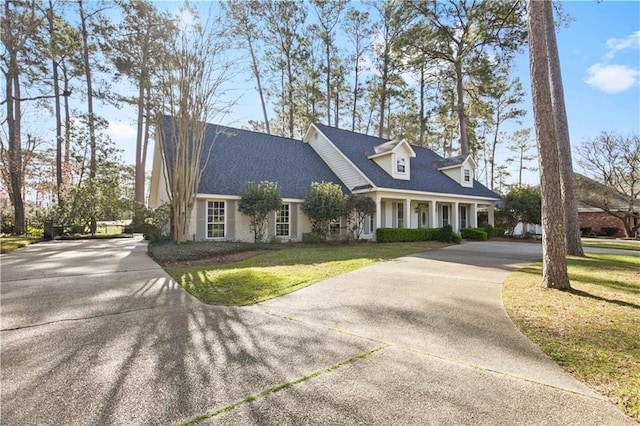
1, 238, 634, 425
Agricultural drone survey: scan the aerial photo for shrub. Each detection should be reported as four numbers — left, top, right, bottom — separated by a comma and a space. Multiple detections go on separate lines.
461, 228, 488, 240
238, 181, 283, 243
452, 232, 462, 244
493, 226, 505, 237
302, 232, 321, 243
580, 227, 593, 236
302, 182, 347, 240
438, 224, 453, 243
376, 227, 439, 243
483, 223, 494, 239
346, 195, 376, 240
601, 227, 619, 237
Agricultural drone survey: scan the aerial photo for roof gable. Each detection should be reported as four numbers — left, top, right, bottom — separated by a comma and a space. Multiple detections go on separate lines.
160, 116, 345, 199
312, 123, 499, 199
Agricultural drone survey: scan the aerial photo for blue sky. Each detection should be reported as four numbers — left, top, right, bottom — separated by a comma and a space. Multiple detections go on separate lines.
102, 0, 640, 186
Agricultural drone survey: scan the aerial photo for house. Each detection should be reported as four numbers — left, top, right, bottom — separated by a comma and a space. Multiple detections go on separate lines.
149, 116, 501, 242
575, 173, 639, 237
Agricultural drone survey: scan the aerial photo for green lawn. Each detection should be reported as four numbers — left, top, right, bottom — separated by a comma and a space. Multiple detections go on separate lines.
503, 253, 640, 421
0, 237, 42, 254
164, 243, 436, 306
582, 240, 640, 252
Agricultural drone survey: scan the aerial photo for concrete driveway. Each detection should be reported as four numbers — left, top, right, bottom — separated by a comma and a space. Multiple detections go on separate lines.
0, 238, 633, 425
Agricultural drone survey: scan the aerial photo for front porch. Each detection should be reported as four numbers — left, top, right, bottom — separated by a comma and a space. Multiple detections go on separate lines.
370, 194, 496, 235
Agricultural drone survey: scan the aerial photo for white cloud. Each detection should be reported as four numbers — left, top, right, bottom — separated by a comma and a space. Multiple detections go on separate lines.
107, 121, 137, 143
604, 30, 640, 59
584, 64, 639, 93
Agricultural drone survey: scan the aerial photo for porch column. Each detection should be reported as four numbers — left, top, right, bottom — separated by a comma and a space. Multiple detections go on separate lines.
488, 204, 495, 226
451, 201, 459, 232
430, 201, 437, 228
405, 198, 412, 228
471, 203, 478, 228
375, 196, 382, 230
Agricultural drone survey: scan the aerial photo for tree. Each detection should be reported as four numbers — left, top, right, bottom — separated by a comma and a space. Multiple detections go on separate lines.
78, 0, 113, 234
156, 5, 235, 243
497, 186, 541, 235
1, 0, 42, 234
343, 7, 373, 133
222, 0, 270, 134
346, 194, 375, 240
260, 0, 307, 138
577, 133, 640, 238
483, 72, 526, 191
369, 0, 410, 139
410, 0, 527, 155
112, 0, 176, 206
506, 128, 536, 187
311, 0, 346, 127
543, 2, 583, 257
302, 181, 347, 239
527, 0, 569, 289
238, 181, 282, 243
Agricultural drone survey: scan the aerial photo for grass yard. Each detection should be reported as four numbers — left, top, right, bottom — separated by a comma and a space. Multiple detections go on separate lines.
0, 236, 41, 254
503, 253, 640, 421
163, 243, 440, 306
582, 240, 640, 252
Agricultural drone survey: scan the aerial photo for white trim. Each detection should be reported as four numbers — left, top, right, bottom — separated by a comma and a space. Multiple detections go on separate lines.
206, 200, 226, 239
306, 123, 375, 188
196, 193, 304, 204
352, 187, 500, 202
275, 203, 291, 237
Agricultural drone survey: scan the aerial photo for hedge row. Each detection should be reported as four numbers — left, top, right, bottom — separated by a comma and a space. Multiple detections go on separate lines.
376, 227, 440, 242
460, 228, 488, 240
377, 225, 505, 243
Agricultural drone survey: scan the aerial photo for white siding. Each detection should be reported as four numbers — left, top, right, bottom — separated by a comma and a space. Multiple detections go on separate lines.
307, 128, 371, 190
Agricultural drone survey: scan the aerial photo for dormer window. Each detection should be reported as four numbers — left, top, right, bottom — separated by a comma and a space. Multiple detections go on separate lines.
464, 169, 470, 182
396, 157, 406, 173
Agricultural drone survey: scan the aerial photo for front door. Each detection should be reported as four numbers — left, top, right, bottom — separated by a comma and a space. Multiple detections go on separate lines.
418, 206, 429, 228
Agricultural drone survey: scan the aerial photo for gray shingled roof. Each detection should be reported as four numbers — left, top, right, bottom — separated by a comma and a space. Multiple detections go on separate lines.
313, 123, 500, 199
160, 116, 345, 199
434, 155, 467, 169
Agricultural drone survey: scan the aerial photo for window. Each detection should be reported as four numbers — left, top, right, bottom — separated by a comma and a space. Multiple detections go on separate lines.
442, 205, 449, 226
460, 206, 467, 229
464, 169, 471, 182
397, 202, 404, 228
276, 204, 290, 237
396, 157, 406, 173
207, 201, 225, 238
330, 219, 341, 236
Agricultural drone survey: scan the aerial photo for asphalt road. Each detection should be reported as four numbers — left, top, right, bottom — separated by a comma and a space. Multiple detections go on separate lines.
0, 238, 634, 425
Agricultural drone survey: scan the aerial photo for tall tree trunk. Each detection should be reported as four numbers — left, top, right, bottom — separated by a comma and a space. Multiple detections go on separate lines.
6, 71, 25, 235
326, 42, 331, 126
455, 58, 469, 155
78, 0, 97, 234
419, 62, 425, 146
134, 34, 149, 206
48, 0, 63, 208
527, 0, 570, 290
248, 38, 270, 134
543, 1, 584, 257
351, 55, 359, 132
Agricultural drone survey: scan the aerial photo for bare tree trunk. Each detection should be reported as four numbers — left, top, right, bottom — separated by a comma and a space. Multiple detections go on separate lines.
248, 38, 270, 134
134, 34, 149, 206
527, 0, 570, 290
326, 42, 331, 126
78, 0, 97, 234
419, 63, 425, 146
543, 1, 584, 257
455, 58, 469, 155
47, 0, 64, 208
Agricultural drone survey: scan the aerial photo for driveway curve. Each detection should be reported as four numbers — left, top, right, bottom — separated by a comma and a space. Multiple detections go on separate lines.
1, 238, 633, 425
